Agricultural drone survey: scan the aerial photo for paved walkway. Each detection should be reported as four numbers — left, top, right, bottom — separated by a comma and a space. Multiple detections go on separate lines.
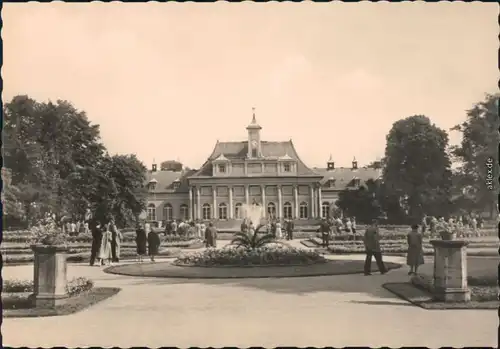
2, 240, 496, 348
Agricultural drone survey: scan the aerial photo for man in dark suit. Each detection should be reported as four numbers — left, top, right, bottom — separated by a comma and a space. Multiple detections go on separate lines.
319, 219, 330, 247
205, 222, 218, 248
363, 219, 387, 275
286, 219, 295, 240
90, 221, 103, 266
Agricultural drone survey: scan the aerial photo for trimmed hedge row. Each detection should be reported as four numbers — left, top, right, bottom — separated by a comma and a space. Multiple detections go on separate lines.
308, 237, 497, 249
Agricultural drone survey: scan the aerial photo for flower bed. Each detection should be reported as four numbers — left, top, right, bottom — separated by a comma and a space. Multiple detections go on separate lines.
174, 244, 327, 267
2, 277, 94, 310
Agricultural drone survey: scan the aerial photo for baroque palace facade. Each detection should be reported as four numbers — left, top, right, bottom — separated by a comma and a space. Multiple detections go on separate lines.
145, 114, 380, 224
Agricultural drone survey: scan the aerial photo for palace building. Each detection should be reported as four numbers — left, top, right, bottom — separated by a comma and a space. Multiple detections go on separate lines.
145, 113, 380, 224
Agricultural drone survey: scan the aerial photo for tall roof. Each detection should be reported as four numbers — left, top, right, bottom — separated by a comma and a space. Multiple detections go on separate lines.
145, 169, 197, 193
190, 140, 320, 177
313, 166, 381, 190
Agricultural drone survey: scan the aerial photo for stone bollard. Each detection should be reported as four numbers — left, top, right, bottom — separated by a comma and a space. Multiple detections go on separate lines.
430, 240, 471, 302
30, 245, 69, 308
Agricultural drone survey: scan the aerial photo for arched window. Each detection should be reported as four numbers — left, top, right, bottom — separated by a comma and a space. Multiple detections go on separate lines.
234, 203, 243, 219
267, 202, 276, 219
202, 204, 211, 220
180, 204, 189, 221
322, 202, 330, 219
163, 203, 173, 221
218, 203, 228, 220
299, 202, 308, 219
147, 203, 156, 221
283, 202, 293, 219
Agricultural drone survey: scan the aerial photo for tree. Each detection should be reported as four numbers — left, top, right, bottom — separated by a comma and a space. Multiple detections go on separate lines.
160, 160, 183, 172
451, 93, 500, 218
382, 115, 453, 222
336, 179, 384, 223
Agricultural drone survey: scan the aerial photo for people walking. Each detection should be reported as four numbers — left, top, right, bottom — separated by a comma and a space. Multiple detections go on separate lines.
406, 224, 424, 275
147, 228, 161, 262
90, 222, 103, 266
204, 222, 218, 248
98, 223, 113, 266
135, 222, 147, 263
363, 219, 387, 275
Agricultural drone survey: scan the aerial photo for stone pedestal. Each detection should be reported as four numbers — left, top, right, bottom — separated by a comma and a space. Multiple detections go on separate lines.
30, 245, 69, 308
430, 240, 470, 302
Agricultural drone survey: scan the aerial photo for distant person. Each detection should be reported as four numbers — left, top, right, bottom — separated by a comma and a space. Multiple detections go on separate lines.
70, 221, 77, 235
270, 220, 277, 238
204, 222, 218, 248
335, 217, 343, 234
135, 222, 147, 263
351, 217, 357, 235
200, 221, 207, 238
171, 220, 178, 235
110, 222, 123, 263
345, 217, 352, 234
145, 221, 151, 235
275, 220, 283, 240
477, 216, 483, 229
319, 219, 330, 247
75, 220, 81, 235
363, 219, 387, 276
148, 228, 161, 262
421, 215, 428, 235
286, 219, 295, 240
406, 224, 424, 275
90, 222, 103, 266
195, 220, 202, 238
98, 223, 113, 266
241, 219, 249, 233
471, 217, 477, 232
429, 216, 438, 237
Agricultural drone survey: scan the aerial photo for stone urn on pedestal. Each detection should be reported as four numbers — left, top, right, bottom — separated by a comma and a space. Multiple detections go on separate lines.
430, 239, 470, 302
29, 214, 69, 308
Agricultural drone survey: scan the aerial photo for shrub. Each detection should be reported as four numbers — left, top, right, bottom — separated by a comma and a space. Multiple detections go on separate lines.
3, 277, 94, 296
175, 244, 326, 267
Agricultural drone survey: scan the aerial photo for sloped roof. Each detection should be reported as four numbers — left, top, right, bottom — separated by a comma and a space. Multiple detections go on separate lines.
190, 140, 320, 177
313, 167, 381, 190
145, 168, 197, 193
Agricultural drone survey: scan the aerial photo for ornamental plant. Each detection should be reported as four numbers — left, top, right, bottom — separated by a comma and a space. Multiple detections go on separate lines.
231, 224, 276, 249
30, 213, 68, 246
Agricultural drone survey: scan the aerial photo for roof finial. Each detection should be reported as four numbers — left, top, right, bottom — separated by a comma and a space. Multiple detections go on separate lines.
329, 154, 333, 161
153, 158, 156, 164
251, 107, 256, 124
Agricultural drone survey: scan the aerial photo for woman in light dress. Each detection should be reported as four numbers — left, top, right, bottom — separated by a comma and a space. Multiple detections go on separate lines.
275, 220, 282, 240
110, 222, 123, 263
98, 223, 113, 266
406, 224, 424, 275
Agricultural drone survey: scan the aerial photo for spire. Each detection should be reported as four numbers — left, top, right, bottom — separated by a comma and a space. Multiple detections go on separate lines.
247, 107, 262, 130
252, 107, 257, 124
329, 154, 333, 161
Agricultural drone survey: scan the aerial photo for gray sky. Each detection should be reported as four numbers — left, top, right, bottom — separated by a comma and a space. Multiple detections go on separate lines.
3, 2, 497, 169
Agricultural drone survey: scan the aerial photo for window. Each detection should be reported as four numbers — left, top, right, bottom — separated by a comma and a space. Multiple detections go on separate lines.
163, 204, 173, 221
147, 204, 156, 221
149, 183, 157, 191
218, 203, 228, 220
267, 202, 276, 219
283, 163, 291, 172
235, 203, 243, 219
173, 180, 180, 190
321, 202, 330, 219
329, 179, 336, 188
352, 178, 361, 187
299, 202, 308, 219
218, 164, 226, 173
180, 204, 189, 220
202, 204, 211, 220
283, 202, 293, 219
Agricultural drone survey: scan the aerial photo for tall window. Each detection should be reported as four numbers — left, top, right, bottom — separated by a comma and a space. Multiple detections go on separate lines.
163, 203, 173, 221
147, 203, 156, 221
322, 202, 330, 219
148, 183, 157, 191
202, 204, 211, 220
180, 204, 189, 220
283, 163, 291, 172
218, 203, 228, 220
267, 202, 276, 219
218, 164, 226, 173
284, 202, 293, 219
235, 203, 243, 219
299, 202, 308, 219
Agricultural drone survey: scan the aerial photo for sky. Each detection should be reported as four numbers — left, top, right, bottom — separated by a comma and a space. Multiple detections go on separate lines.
3, 2, 498, 170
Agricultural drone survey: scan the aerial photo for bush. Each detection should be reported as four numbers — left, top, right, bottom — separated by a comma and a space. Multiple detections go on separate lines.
3, 277, 94, 295
174, 244, 326, 267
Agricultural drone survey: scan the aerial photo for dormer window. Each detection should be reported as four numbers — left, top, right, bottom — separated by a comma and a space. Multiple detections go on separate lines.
283, 163, 291, 172
329, 179, 336, 188
148, 179, 158, 191
172, 179, 180, 190
218, 164, 226, 173
353, 178, 361, 187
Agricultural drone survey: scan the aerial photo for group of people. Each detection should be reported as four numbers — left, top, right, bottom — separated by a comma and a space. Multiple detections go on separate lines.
63, 220, 90, 236
89, 219, 123, 266
421, 213, 483, 237
263, 218, 295, 240
318, 216, 357, 247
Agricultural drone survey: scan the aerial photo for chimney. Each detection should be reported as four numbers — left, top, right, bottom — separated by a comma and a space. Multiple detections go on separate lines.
152, 162, 157, 172
327, 154, 335, 171
352, 157, 358, 170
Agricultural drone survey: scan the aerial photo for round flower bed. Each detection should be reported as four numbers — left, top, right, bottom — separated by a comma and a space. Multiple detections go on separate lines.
174, 244, 327, 267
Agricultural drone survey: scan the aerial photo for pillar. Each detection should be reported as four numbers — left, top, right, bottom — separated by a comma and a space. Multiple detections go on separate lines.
212, 186, 217, 219
196, 187, 201, 220
318, 187, 323, 218
245, 185, 249, 206
229, 186, 233, 219
293, 185, 299, 219
309, 185, 314, 219
188, 187, 193, 221
277, 185, 282, 219
430, 240, 471, 302
261, 185, 266, 217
